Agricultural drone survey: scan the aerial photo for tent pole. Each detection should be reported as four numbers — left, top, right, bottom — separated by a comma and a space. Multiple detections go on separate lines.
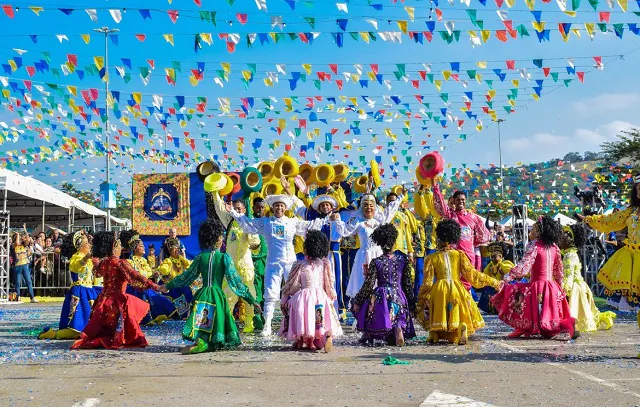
92, 215, 96, 232
41, 201, 45, 234
67, 208, 71, 233
71, 207, 76, 231
2, 186, 6, 212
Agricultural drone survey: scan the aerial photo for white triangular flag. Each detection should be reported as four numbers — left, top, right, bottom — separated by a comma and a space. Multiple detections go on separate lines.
109, 9, 122, 23
86, 9, 98, 22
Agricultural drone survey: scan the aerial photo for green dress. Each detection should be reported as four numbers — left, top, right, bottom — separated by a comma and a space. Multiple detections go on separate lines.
251, 235, 268, 329
166, 250, 256, 350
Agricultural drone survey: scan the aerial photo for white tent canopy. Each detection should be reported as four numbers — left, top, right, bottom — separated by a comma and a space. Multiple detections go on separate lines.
553, 213, 577, 226
500, 216, 536, 227
0, 168, 128, 230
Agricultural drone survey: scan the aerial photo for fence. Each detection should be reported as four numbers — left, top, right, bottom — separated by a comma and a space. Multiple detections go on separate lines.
11, 251, 72, 297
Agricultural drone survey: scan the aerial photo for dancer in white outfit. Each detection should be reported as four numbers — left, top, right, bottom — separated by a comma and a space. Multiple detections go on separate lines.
335, 193, 403, 299
230, 194, 328, 336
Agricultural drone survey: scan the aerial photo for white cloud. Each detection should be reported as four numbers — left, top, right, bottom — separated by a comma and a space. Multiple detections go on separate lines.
505, 120, 637, 162
572, 93, 640, 114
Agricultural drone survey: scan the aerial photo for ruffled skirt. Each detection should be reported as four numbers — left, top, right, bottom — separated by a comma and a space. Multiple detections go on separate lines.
280, 287, 343, 341
59, 285, 99, 332
355, 286, 415, 340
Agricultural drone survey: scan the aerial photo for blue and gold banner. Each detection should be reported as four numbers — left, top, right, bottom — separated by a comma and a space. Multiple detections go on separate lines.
133, 173, 190, 236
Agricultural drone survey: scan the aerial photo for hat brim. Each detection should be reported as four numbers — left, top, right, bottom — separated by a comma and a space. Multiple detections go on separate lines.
264, 194, 293, 210
312, 195, 338, 211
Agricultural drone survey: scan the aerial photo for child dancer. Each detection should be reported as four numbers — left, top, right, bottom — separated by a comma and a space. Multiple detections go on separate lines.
279, 230, 342, 352
165, 219, 261, 354
416, 219, 502, 345
38, 231, 99, 340
147, 244, 158, 269
352, 224, 415, 346
71, 231, 166, 350
157, 238, 193, 319
492, 216, 578, 339
560, 223, 616, 332
120, 230, 175, 325
478, 243, 514, 314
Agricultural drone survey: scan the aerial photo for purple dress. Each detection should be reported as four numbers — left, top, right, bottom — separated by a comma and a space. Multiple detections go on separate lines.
351, 253, 416, 340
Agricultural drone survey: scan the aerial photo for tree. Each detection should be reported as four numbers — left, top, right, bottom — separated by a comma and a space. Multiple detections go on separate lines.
111, 192, 133, 220
59, 182, 131, 220
601, 129, 640, 170
563, 152, 583, 163
583, 151, 601, 161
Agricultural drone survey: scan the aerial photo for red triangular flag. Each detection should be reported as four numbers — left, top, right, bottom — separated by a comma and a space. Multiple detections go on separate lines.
236, 13, 248, 24
329, 64, 338, 74
136, 34, 146, 42
168, 10, 179, 23
576, 72, 584, 82
2, 5, 14, 18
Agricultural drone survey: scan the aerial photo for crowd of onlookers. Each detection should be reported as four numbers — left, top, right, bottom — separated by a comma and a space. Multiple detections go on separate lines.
8, 226, 65, 302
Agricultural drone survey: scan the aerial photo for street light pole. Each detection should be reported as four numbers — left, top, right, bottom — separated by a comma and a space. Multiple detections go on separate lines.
495, 118, 505, 199
94, 27, 119, 231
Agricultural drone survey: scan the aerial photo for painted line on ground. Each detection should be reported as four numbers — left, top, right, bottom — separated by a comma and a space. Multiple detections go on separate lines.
420, 390, 495, 406
489, 339, 640, 400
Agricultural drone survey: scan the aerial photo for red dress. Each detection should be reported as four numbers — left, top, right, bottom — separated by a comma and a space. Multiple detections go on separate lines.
492, 241, 575, 338
71, 256, 161, 350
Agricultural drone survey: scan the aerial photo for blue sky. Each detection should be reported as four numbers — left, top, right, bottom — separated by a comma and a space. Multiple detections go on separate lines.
0, 0, 639, 196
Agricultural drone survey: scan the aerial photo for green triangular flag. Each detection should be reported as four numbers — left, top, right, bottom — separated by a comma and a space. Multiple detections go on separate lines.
467, 70, 476, 79
304, 17, 315, 28
588, 0, 598, 9
550, 72, 559, 82
466, 9, 477, 26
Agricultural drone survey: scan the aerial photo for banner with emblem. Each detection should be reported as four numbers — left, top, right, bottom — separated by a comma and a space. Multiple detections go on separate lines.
133, 173, 191, 236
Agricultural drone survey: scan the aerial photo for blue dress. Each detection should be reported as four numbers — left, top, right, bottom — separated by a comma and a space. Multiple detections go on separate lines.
127, 256, 176, 324
59, 252, 99, 332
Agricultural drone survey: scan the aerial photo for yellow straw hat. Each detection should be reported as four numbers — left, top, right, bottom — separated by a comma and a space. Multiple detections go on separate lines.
274, 155, 300, 178
258, 161, 275, 182
354, 175, 369, 193
299, 163, 315, 185
370, 160, 382, 188
314, 164, 335, 187
219, 174, 234, 196
262, 180, 283, 196
333, 163, 350, 183
204, 173, 226, 192
415, 166, 432, 186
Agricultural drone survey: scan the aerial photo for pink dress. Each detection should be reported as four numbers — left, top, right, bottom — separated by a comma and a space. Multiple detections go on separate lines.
492, 241, 575, 338
279, 258, 343, 341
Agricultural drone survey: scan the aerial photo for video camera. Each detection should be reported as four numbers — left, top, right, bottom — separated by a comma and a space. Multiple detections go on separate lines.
574, 185, 605, 216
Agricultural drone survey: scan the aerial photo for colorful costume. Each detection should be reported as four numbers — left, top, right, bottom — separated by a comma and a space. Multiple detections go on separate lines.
352, 253, 415, 341
414, 190, 440, 297
157, 255, 193, 319
417, 249, 500, 343
492, 241, 575, 338
562, 248, 616, 332
71, 256, 161, 350
336, 196, 403, 298
585, 207, 640, 309
252, 234, 268, 329
429, 185, 491, 270
128, 255, 175, 324
230, 196, 327, 333
478, 259, 514, 314
279, 258, 343, 342
166, 250, 257, 352
212, 193, 260, 332
59, 252, 99, 333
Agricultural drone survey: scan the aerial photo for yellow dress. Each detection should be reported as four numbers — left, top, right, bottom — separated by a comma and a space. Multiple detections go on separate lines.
417, 249, 500, 336
586, 207, 640, 305
391, 210, 415, 257
562, 248, 616, 332
157, 256, 191, 280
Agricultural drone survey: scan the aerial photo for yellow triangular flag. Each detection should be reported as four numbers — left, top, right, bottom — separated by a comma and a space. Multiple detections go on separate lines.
524, 0, 536, 10
434, 80, 442, 92
481, 30, 491, 42
563, 10, 577, 17
132, 92, 142, 104
532, 21, 545, 32
511, 79, 519, 87
476, 61, 487, 68
67, 85, 77, 96
397, 20, 408, 34
29, 6, 43, 15
443, 71, 451, 81
93, 56, 104, 70
618, 0, 628, 11
360, 32, 370, 43
81, 34, 91, 44
302, 64, 312, 75
189, 76, 199, 86
241, 70, 252, 81
505, 0, 515, 6
404, 6, 415, 21
221, 62, 231, 73
163, 34, 174, 46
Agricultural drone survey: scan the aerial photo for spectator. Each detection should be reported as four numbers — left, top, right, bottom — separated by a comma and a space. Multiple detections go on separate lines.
33, 234, 47, 273
605, 231, 618, 258
49, 229, 63, 248
11, 232, 37, 302
160, 227, 186, 262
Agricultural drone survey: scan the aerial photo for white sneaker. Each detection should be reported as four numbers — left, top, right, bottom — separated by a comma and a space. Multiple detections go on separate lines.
31, 298, 39, 303
260, 328, 272, 337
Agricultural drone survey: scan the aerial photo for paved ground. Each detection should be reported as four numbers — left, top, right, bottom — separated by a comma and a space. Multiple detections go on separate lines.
1, 303, 640, 407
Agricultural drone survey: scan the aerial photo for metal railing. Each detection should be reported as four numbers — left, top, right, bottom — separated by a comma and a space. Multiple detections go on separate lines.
11, 251, 72, 297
